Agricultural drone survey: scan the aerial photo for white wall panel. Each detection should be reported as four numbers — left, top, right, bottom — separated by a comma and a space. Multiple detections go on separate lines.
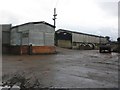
11, 28, 21, 45
29, 31, 44, 46
45, 33, 54, 46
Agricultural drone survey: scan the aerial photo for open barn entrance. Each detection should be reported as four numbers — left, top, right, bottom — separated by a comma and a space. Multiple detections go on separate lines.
55, 31, 72, 48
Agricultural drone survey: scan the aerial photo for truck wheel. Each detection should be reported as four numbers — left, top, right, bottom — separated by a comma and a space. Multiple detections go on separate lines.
99, 49, 102, 53
108, 49, 111, 53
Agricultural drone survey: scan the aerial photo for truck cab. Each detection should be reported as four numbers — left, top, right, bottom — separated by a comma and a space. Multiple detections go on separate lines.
99, 43, 111, 53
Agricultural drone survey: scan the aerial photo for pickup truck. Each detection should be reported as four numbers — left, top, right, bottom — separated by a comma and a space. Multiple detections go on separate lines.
99, 43, 111, 53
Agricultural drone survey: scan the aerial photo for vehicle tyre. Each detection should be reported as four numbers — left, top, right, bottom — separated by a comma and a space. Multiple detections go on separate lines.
108, 49, 111, 53
99, 48, 102, 53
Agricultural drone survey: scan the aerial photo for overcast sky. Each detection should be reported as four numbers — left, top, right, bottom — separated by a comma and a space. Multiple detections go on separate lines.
0, 0, 119, 40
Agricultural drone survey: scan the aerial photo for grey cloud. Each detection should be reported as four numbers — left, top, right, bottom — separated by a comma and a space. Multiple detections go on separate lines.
0, 11, 19, 25
97, 2, 118, 17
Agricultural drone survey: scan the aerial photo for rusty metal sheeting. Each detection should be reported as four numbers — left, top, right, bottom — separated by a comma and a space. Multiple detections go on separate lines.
10, 45, 29, 55
9, 45, 56, 55
32, 46, 56, 54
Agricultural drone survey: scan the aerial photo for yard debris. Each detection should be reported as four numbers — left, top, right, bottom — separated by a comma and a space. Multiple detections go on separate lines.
2, 72, 41, 90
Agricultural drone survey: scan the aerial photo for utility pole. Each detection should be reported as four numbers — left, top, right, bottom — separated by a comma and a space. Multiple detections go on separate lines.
53, 8, 57, 46
53, 8, 57, 29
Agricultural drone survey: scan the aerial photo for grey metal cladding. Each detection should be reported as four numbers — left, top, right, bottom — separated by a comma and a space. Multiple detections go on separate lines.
10, 21, 55, 46
45, 33, 54, 46
11, 28, 21, 45
2, 24, 11, 45
33, 23, 55, 33
2, 24, 11, 31
2, 32, 10, 44
57, 29, 108, 44
29, 31, 44, 46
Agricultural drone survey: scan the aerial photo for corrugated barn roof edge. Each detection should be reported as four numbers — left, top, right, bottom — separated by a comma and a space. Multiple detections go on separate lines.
56, 29, 106, 38
11, 21, 55, 29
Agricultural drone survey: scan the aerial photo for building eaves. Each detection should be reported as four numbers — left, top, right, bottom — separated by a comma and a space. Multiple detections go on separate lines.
11, 21, 55, 29
57, 29, 105, 38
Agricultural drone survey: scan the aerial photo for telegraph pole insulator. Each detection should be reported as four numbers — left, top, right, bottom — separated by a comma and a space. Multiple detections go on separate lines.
53, 8, 57, 28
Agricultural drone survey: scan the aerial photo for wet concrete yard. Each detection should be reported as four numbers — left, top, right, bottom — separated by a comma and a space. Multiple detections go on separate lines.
2, 47, 119, 88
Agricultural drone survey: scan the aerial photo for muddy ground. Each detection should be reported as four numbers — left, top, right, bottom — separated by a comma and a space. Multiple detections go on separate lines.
2, 47, 119, 88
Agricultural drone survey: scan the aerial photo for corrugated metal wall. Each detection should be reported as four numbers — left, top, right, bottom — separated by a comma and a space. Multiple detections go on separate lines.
22, 31, 29, 45
2, 24, 11, 54
72, 33, 80, 42
34, 23, 54, 33
45, 33, 54, 46
29, 31, 44, 46
11, 28, 21, 45
72, 33, 102, 44
100, 37, 108, 44
2, 32, 10, 44
2, 24, 11, 45
11, 23, 55, 46
29, 23, 54, 46
58, 40, 72, 48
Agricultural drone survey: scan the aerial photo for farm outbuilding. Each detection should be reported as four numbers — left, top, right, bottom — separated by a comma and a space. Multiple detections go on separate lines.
1, 24, 12, 54
55, 29, 109, 49
10, 21, 56, 54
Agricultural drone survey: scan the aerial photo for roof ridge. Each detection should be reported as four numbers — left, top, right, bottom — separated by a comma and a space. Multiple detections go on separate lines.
11, 21, 55, 29
57, 29, 105, 38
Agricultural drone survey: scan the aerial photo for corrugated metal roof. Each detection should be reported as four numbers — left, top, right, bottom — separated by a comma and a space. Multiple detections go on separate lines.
11, 21, 55, 29
56, 29, 106, 38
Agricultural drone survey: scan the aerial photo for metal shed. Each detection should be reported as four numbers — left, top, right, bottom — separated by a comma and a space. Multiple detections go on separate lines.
1, 24, 12, 54
55, 29, 108, 49
10, 21, 56, 54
